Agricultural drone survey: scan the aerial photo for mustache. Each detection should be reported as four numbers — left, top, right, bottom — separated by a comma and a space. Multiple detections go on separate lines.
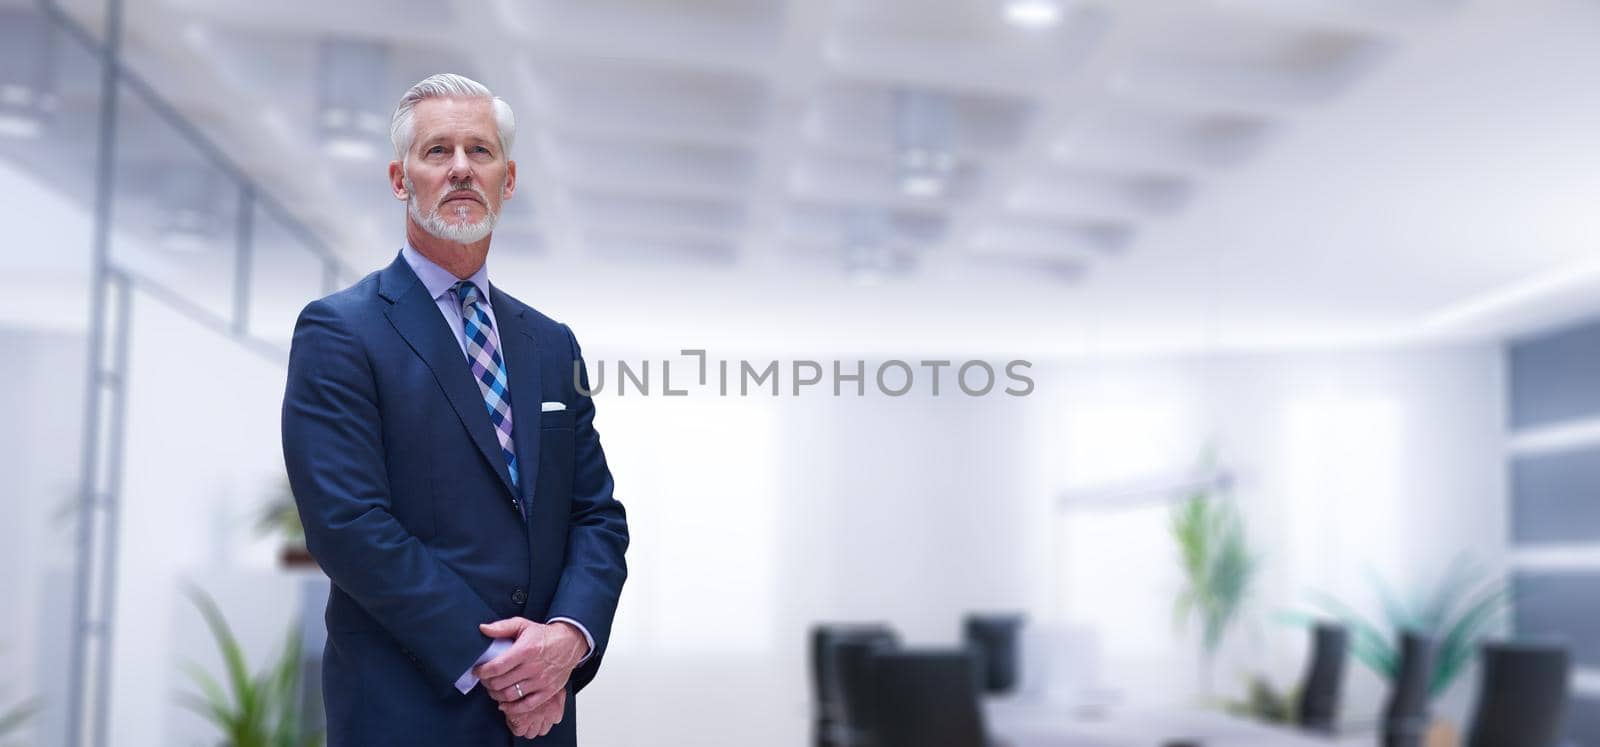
436, 181, 488, 209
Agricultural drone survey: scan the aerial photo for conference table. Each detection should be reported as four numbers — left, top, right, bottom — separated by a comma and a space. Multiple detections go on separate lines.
987, 698, 1339, 747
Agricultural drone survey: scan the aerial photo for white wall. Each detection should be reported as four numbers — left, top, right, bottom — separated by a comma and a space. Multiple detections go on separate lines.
0, 328, 85, 747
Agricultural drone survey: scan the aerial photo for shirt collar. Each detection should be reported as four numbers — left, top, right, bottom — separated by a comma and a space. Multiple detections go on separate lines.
401, 243, 493, 308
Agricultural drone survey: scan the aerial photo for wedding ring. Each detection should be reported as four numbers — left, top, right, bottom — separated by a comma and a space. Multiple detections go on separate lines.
514, 682, 524, 698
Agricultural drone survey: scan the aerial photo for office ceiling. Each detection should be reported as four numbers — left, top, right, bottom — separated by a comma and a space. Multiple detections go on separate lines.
11, 0, 1600, 354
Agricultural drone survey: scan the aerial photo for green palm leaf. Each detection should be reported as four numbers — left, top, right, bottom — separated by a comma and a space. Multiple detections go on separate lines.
1366, 568, 1415, 634
1418, 557, 1470, 631
177, 585, 322, 747
1432, 584, 1510, 697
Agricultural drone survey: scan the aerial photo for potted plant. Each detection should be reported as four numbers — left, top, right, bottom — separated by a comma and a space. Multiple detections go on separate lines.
177, 586, 323, 747
256, 478, 315, 569
1222, 673, 1297, 724
1170, 489, 1261, 699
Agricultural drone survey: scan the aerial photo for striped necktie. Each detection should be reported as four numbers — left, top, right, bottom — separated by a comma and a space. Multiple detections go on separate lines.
453, 281, 519, 493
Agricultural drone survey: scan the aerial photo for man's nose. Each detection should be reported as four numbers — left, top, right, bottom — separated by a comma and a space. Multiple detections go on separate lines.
446, 147, 472, 181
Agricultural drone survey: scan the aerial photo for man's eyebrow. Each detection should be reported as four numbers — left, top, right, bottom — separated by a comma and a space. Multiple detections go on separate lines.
416, 132, 496, 147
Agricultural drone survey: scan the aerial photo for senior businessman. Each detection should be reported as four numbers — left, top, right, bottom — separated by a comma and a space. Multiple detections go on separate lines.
281, 73, 628, 745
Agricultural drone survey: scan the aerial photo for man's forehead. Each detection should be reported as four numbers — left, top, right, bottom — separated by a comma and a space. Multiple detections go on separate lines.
412, 97, 497, 139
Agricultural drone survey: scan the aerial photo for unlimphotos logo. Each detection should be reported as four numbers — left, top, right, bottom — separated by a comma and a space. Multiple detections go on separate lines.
575, 350, 1034, 398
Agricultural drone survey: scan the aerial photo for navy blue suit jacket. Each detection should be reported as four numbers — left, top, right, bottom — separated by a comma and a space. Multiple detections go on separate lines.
282, 253, 628, 746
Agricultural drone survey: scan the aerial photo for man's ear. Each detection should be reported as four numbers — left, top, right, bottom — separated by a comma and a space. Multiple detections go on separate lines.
502, 160, 517, 201
389, 160, 408, 201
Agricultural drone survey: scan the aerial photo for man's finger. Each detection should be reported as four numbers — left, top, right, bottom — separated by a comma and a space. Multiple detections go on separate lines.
498, 693, 541, 717
482, 671, 522, 702
534, 708, 557, 738
475, 650, 528, 681
488, 676, 548, 705
507, 711, 540, 739
536, 692, 566, 735
492, 664, 565, 695
498, 686, 560, 715
481, 667, 546, 697
482, 668, 526, 698
479, 660, 532, 687
504, 690, 562, 727
491, 662, 566, 695
479, 617, 531, 639
477, 649, 541, 683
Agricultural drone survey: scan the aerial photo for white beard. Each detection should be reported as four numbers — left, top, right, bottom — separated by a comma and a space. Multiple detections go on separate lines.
405, 170, 499, 244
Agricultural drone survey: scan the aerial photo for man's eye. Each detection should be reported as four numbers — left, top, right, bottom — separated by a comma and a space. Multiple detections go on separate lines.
474, 146, 490, 154
427, 146, 445, 154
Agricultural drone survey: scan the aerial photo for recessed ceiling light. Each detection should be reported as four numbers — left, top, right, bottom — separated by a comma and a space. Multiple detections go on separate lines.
323, 137, 379, 162
1005, 0, 1064, 29
896, 146, 955, 198
0, 113, 41, 139
181, 21, 211, 49
900, 173, 946, 198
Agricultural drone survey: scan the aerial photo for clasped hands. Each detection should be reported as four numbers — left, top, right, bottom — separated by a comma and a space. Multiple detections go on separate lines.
475, 618, 589, 739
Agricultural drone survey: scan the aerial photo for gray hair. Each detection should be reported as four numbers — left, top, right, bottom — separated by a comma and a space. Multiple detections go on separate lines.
389, 73, 516, 161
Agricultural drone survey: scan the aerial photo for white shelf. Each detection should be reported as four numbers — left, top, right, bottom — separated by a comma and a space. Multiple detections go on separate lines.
1576, 668, 1600, 697
1509, 544, 1600, 571
1055, 469, 1233, 512
1507, 416, 1600, 456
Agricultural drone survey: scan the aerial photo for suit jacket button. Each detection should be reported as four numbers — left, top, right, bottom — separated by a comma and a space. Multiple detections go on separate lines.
512, 588, 528, 605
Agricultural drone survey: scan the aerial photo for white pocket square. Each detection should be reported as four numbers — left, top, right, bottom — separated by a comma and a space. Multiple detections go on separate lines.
541, 401, 567, 412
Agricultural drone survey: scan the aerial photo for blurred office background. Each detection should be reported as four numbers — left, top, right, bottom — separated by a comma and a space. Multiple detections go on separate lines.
2, 0, 1599, 744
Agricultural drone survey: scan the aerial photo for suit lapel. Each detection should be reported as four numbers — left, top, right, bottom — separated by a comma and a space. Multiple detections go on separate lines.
380, 257, 517, 498
492, 287, 542, 507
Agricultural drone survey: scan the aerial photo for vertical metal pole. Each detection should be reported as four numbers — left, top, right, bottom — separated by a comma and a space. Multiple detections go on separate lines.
67, 0, 123, 742
90, 271, 132, 747
233, 186, 255, 336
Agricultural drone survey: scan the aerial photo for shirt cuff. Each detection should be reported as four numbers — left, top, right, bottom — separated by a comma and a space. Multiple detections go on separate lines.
454, 638, 514, 694
548, 616, 595, 665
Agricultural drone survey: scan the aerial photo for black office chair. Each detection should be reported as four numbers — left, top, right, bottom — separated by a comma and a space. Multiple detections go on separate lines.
963, 613, 1025, 695
833, 637, 899, 746
1382, 632, 1436, 747
1465, 641, 1571, 747
873, 649, 989, 747
1296, 623, 1348, 734
811, 624, 899, 747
